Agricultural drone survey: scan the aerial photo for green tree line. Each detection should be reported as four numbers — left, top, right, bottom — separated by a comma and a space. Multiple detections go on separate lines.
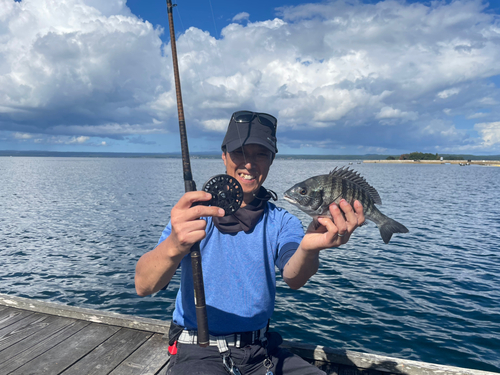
386, 152, 464, 161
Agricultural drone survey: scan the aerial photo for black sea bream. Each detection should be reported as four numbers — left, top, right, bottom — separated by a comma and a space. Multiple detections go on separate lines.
283, 167, 408, 244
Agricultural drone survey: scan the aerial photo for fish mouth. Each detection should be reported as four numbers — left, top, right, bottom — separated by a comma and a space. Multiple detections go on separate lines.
283, 194, 297, 205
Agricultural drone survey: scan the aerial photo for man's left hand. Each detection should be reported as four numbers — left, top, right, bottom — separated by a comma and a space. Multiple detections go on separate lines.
302, 199, 365, 251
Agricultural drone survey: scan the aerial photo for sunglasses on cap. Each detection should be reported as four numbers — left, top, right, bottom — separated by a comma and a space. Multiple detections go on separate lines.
231, 111, 277, 135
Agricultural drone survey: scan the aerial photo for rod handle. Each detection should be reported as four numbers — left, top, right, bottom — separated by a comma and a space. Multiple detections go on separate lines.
190, 243, 209, 347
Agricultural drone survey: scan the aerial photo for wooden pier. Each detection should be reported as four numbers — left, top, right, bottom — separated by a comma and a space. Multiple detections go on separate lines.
0, 293, 497, 375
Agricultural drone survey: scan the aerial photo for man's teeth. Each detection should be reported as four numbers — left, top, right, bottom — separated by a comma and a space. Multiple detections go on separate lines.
239, 173, 255, 180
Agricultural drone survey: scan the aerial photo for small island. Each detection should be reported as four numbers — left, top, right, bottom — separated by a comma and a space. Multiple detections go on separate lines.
364, 152, 500, 166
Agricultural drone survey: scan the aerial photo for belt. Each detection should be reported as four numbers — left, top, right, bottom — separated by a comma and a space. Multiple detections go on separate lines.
177, 327, 268, 348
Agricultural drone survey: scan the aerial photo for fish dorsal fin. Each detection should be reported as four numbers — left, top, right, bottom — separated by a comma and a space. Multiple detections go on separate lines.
329, 167, 382, 204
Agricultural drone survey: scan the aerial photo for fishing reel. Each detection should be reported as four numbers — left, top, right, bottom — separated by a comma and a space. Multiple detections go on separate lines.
199, 174, 243, 216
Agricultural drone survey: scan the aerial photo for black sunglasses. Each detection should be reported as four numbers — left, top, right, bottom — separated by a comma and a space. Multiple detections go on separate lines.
231, 111, 277, 134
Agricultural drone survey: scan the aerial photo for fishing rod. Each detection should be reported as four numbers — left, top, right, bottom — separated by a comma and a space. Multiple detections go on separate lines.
165, 0, 209, 348
165, 0, 243, 347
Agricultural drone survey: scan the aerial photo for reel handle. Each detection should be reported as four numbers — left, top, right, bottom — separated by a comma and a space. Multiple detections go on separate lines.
193, 174, 243, 216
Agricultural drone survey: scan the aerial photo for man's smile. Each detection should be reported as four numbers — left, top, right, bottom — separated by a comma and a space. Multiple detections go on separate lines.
238, 172, 256, 181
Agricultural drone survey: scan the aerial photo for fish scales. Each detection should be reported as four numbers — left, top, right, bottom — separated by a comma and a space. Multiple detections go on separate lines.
283, 167, 408, 244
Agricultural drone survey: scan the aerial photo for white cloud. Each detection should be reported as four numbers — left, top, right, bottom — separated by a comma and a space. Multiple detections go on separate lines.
13, 132, 34, 139
479, 97, 498, 106
68, 136, 89, 144
421, 119, 460, 138
170, 0, 500, 143
0, 0, 169, 132
1, 0, 500, 154
202, 118, 228, 131
376, 106, 418, 121
467, 112, 488, 119
50, 123, 165, 137
475, 121, 500, 145
232, 12, 250, 23
32, 135, 88, 144
437, 88, 461, 99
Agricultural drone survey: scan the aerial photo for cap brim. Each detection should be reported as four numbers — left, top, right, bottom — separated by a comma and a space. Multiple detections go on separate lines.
225, 136, 277, 154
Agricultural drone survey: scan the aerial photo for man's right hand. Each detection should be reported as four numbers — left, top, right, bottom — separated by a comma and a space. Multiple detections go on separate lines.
169, 191, 225, 257
135, 191, 224, 297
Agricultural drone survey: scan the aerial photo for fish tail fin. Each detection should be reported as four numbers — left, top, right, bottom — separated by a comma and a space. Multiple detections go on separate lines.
378, 217, 409, 244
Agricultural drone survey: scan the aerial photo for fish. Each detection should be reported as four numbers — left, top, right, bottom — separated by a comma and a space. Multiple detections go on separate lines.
283, 167, 409, 244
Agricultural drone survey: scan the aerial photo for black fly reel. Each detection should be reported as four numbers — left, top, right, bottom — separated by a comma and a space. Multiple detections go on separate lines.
201, 174, 243, 216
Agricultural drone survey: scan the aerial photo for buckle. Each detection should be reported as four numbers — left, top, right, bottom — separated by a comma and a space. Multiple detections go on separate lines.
238, 331, 252, 347
222, 353, 242, 375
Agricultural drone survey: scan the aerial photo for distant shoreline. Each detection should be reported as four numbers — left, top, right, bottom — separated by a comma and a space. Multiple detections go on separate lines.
364, 159, 500, 166
2, 150, 500, 161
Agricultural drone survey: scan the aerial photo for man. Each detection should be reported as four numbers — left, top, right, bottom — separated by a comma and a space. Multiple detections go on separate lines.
135, 111, 365, 374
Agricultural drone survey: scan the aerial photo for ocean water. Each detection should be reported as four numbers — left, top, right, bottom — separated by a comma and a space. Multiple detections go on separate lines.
1, 157, 499, 372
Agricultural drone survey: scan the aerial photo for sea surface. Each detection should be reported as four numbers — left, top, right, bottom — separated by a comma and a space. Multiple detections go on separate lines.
1, 157, 499, 372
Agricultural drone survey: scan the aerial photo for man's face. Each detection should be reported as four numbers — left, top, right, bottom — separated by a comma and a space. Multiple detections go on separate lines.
222, 144, 274, 206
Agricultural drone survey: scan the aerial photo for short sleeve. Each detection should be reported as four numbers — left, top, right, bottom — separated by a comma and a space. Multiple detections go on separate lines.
157, 221, 172, 247
156, 221, 174, 290
275, 212, 304, 275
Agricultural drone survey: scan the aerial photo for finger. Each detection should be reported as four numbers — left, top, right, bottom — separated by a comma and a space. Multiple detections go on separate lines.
329, 202, 348, 236
338, 199, 359, 233
353, 200, 365, 226
306, 218, 327, 233
175, 192, 224, 220
177, 191, 213, 209
189, 204, 225, 220
339, 199, 355, 220
172, 221, 209, 249
317, 215, 342, 245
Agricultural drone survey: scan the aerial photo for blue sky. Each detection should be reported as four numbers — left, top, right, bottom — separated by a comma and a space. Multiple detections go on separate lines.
1, 0, 500, 155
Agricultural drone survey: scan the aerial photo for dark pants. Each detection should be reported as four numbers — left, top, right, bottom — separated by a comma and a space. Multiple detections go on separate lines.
166, 332, 326, 375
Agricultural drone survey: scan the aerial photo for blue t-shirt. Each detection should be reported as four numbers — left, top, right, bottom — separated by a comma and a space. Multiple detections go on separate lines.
157, 201, 304, 335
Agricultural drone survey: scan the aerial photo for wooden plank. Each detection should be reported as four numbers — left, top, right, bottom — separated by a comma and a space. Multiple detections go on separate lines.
316, 361, 340, 375
0, 308, 33, 330
61, 328, 152, 375
1, 318, 90, 374
0, 306, 15, 320
110, 333, 170, 375
338, 365, 377, 375
282, 342, 498, 375
313, 361, 384, 375
1, 319, 90, 374
0, 312, 51, 353
2, 320, 100, 375
0, 293, 170, 334
8, 322, 119, 375
0, 314, 77, 363
1, 295, 497, 375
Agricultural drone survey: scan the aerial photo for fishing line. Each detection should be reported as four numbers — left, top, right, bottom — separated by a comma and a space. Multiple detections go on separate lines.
208, 0, 219, 39
170, 2, 209, 98
206, 0, 249, 165
174, 1, 251, 173
174, 1, 248, 164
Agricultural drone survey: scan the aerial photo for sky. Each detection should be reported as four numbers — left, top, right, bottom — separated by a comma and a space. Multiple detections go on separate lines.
1, 0, 500, 155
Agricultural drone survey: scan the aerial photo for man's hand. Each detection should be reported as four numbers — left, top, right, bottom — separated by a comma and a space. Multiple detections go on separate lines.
168, 191, 225, 257
283, 200, 365, 290
301, 199, 365, 252
135, 191, 224, 296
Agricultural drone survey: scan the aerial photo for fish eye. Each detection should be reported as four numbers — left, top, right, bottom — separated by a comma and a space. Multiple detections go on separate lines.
299, 188, 307, 195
